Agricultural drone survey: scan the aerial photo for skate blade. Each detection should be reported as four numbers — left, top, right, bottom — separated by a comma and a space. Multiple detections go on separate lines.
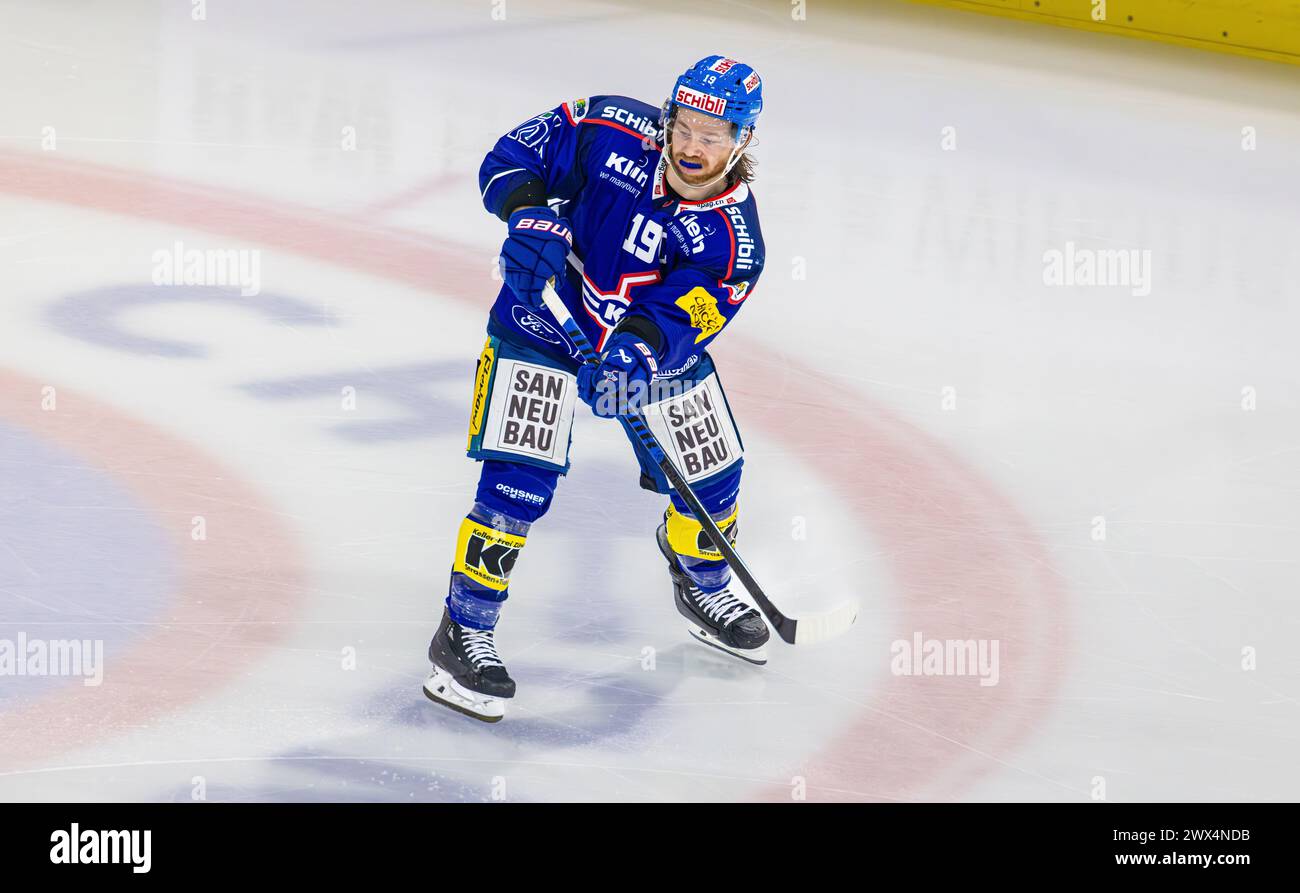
686, 624, 768, 666
423, 668, 506, 722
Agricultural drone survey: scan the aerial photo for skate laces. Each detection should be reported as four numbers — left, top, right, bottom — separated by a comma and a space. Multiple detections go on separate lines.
461, 626, 504, 668
693, 587, 751, 627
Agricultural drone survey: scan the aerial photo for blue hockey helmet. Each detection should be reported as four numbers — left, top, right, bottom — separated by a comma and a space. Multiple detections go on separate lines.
663, 55, 763, 143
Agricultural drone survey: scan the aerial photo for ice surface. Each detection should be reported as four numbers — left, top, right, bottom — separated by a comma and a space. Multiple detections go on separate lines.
0, 0, 1296, 802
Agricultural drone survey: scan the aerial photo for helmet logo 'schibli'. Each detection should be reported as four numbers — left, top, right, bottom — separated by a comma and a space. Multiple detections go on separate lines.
674, 86, 727, 117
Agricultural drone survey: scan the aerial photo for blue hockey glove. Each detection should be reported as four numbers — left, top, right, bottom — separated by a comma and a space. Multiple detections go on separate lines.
577, 332, 659, 418
500, 206, 573, 308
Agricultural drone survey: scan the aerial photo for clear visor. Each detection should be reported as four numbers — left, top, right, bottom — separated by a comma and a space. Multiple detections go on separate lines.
665, 107, 744, 154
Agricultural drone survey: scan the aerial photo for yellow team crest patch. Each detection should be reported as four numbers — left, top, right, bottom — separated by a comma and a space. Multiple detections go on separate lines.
675, 287, 726, 344
466, 337, 495, 448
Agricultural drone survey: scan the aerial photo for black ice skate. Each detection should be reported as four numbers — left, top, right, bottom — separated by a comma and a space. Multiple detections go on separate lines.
656, 524, 769, 665
423, 607, 516, 722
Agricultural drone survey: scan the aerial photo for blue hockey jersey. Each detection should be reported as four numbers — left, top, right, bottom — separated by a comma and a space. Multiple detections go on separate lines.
478, 95, 765, 378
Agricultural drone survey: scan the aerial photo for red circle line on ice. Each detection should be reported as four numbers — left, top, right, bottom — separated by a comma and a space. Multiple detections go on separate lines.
0, 368, 308, 772
0, 149, 1069, 800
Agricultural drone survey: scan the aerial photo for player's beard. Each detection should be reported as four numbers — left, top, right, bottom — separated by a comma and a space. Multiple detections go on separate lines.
670, 147, 726, 188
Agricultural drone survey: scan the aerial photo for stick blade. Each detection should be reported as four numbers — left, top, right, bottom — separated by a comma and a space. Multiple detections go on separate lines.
785, 601, 858, 646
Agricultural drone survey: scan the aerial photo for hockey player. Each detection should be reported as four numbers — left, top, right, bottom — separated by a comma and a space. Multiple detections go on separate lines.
424, 56, 768, 721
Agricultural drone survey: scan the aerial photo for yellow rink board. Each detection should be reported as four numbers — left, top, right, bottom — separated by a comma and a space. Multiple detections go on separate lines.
908, 0, 1300, 65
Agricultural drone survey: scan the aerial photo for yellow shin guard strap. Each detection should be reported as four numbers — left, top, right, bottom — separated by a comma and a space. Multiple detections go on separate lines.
665, 502, 738, 560
454, 516, 526, 591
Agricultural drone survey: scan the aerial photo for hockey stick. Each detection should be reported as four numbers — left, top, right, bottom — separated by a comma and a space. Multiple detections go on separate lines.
540, 281, 856, 645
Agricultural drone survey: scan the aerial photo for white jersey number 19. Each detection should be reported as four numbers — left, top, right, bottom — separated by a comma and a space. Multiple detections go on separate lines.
623, 213, 664, 263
